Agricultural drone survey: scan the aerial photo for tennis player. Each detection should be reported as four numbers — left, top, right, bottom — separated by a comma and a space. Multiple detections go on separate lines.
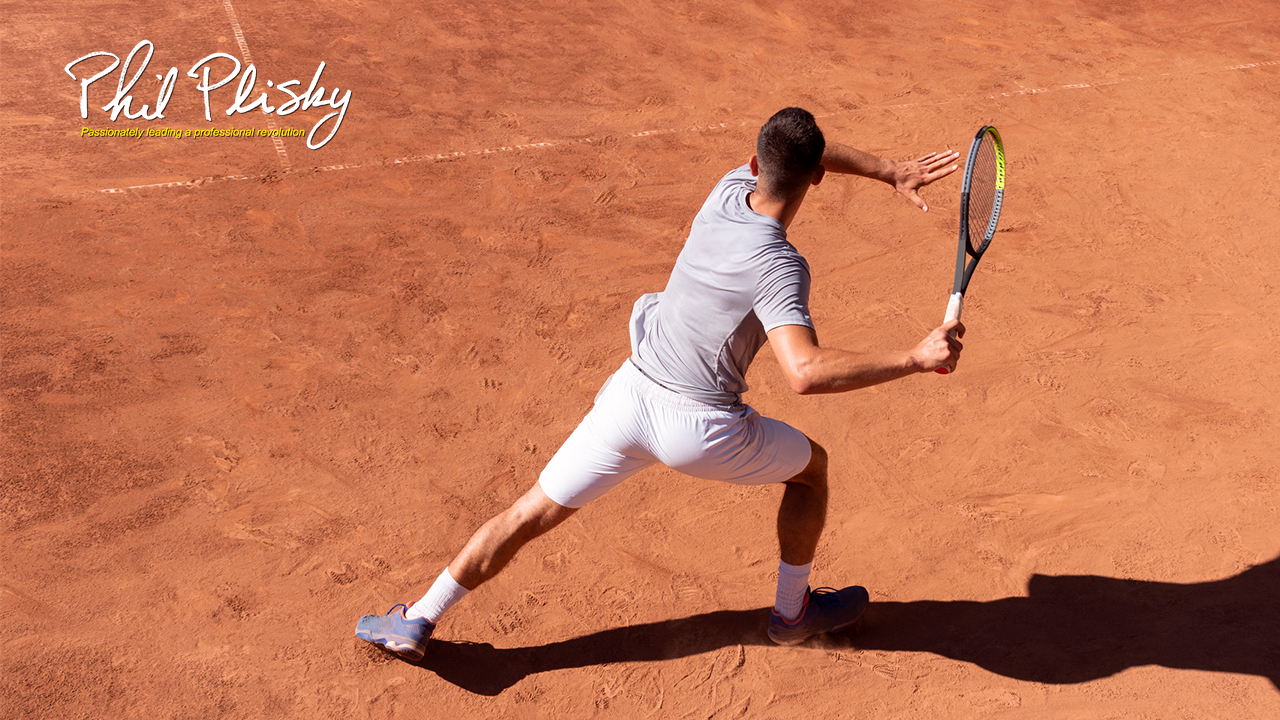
356, 108, 963, 660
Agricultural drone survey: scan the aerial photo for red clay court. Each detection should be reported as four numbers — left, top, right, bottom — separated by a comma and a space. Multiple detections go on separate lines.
3, 1, 1278, 717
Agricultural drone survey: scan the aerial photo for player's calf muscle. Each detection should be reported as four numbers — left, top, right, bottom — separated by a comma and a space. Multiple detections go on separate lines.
452, 486, 573, 587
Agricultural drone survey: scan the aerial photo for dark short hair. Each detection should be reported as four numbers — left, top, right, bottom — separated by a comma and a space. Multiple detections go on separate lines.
756, 108, 825, 200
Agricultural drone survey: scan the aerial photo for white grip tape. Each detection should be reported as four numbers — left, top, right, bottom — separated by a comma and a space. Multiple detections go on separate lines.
944, 292, 964, 324
939, 292, 963, 374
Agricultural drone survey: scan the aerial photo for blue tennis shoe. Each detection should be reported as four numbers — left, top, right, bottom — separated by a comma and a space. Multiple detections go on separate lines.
767, 585, 869, 646
355, 603, 434, 661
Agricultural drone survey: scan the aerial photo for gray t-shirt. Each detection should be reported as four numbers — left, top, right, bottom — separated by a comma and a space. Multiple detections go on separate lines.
629, 164, 814, 407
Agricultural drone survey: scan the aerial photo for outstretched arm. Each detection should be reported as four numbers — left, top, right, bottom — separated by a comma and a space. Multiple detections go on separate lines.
821, 142, 960, 212
767, 321, 964, 395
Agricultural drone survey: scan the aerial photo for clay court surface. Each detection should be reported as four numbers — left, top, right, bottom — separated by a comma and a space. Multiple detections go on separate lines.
3, 0, 1279, 716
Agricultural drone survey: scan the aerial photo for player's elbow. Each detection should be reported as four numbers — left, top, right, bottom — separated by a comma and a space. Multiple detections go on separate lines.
768, 327, 826, 395
785, 367, 821, 395
792, 381, 819, 396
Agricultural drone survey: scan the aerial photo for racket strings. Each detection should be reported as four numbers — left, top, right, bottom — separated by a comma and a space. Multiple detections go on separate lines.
966, 133, 999, 255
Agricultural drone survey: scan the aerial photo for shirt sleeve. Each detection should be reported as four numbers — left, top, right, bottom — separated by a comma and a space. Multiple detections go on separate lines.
754, 254, 814, 332
723, 163, 755, 185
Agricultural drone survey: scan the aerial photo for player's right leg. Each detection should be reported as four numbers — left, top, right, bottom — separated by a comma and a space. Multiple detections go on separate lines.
776, 437, 828, 568
766, 437, 868, 645
627, 373, 869, 646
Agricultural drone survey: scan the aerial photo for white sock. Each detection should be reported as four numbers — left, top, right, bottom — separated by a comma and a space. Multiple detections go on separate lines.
775, 560, 812, 621
406, 568, 470, 623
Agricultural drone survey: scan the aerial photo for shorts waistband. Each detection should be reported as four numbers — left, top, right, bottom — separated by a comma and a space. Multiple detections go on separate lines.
620, 359, 737, 412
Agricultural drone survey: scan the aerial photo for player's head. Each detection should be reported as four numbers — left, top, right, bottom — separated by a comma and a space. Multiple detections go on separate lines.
755, 107, 826, 201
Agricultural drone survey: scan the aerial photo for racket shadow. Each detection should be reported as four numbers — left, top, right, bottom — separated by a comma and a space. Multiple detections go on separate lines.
394, 557, 1278, 694
843, 555, 1279, 689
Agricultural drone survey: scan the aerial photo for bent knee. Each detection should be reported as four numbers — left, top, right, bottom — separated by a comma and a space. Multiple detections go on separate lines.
807, 439, 828, 469
788, 438, 828, 488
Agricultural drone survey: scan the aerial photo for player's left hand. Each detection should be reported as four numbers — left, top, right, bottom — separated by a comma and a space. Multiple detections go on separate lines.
894, 150, 960, 212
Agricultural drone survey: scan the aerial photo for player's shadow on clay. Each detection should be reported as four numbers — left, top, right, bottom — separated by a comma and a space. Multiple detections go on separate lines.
410, 556, 1278, 695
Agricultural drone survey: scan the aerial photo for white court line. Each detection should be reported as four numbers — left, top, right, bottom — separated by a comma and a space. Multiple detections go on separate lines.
93, 59, 1278, 196
221, 0, 291, 170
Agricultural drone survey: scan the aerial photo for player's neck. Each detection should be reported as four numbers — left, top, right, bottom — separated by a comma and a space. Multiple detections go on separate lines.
746, 190, 806, 230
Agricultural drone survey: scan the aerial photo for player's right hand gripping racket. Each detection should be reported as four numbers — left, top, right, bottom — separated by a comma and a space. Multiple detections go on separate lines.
937, 125, 1005, 374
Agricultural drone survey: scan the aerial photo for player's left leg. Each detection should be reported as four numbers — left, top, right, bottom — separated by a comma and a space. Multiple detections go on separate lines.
354, 483, 576, 661
356, 361, 657, 661
446, 482, 576, 590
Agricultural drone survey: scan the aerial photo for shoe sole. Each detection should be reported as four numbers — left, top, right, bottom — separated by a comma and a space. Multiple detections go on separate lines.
357, 632, 425, 661
769, 617, 862, 646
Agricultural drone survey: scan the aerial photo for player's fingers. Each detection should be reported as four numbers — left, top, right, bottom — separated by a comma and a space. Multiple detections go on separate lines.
915, 151, 939, 163
927, 149, 958, 165
944, 336, 962, 370
940, 319, 965, 337
923, 159, 961, 182
903, 188, 927, 211
926, 163, 960, 181
921, 150, 958, 171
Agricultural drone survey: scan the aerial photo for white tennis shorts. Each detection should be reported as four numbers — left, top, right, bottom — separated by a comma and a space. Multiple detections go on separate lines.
538, 360, 813, 508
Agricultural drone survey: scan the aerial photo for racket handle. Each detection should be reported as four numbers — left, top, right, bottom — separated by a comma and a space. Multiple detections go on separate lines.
936, 292, 963, 374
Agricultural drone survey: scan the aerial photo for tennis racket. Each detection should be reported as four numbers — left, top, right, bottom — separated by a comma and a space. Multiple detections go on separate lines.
937, 125, 1005, 374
